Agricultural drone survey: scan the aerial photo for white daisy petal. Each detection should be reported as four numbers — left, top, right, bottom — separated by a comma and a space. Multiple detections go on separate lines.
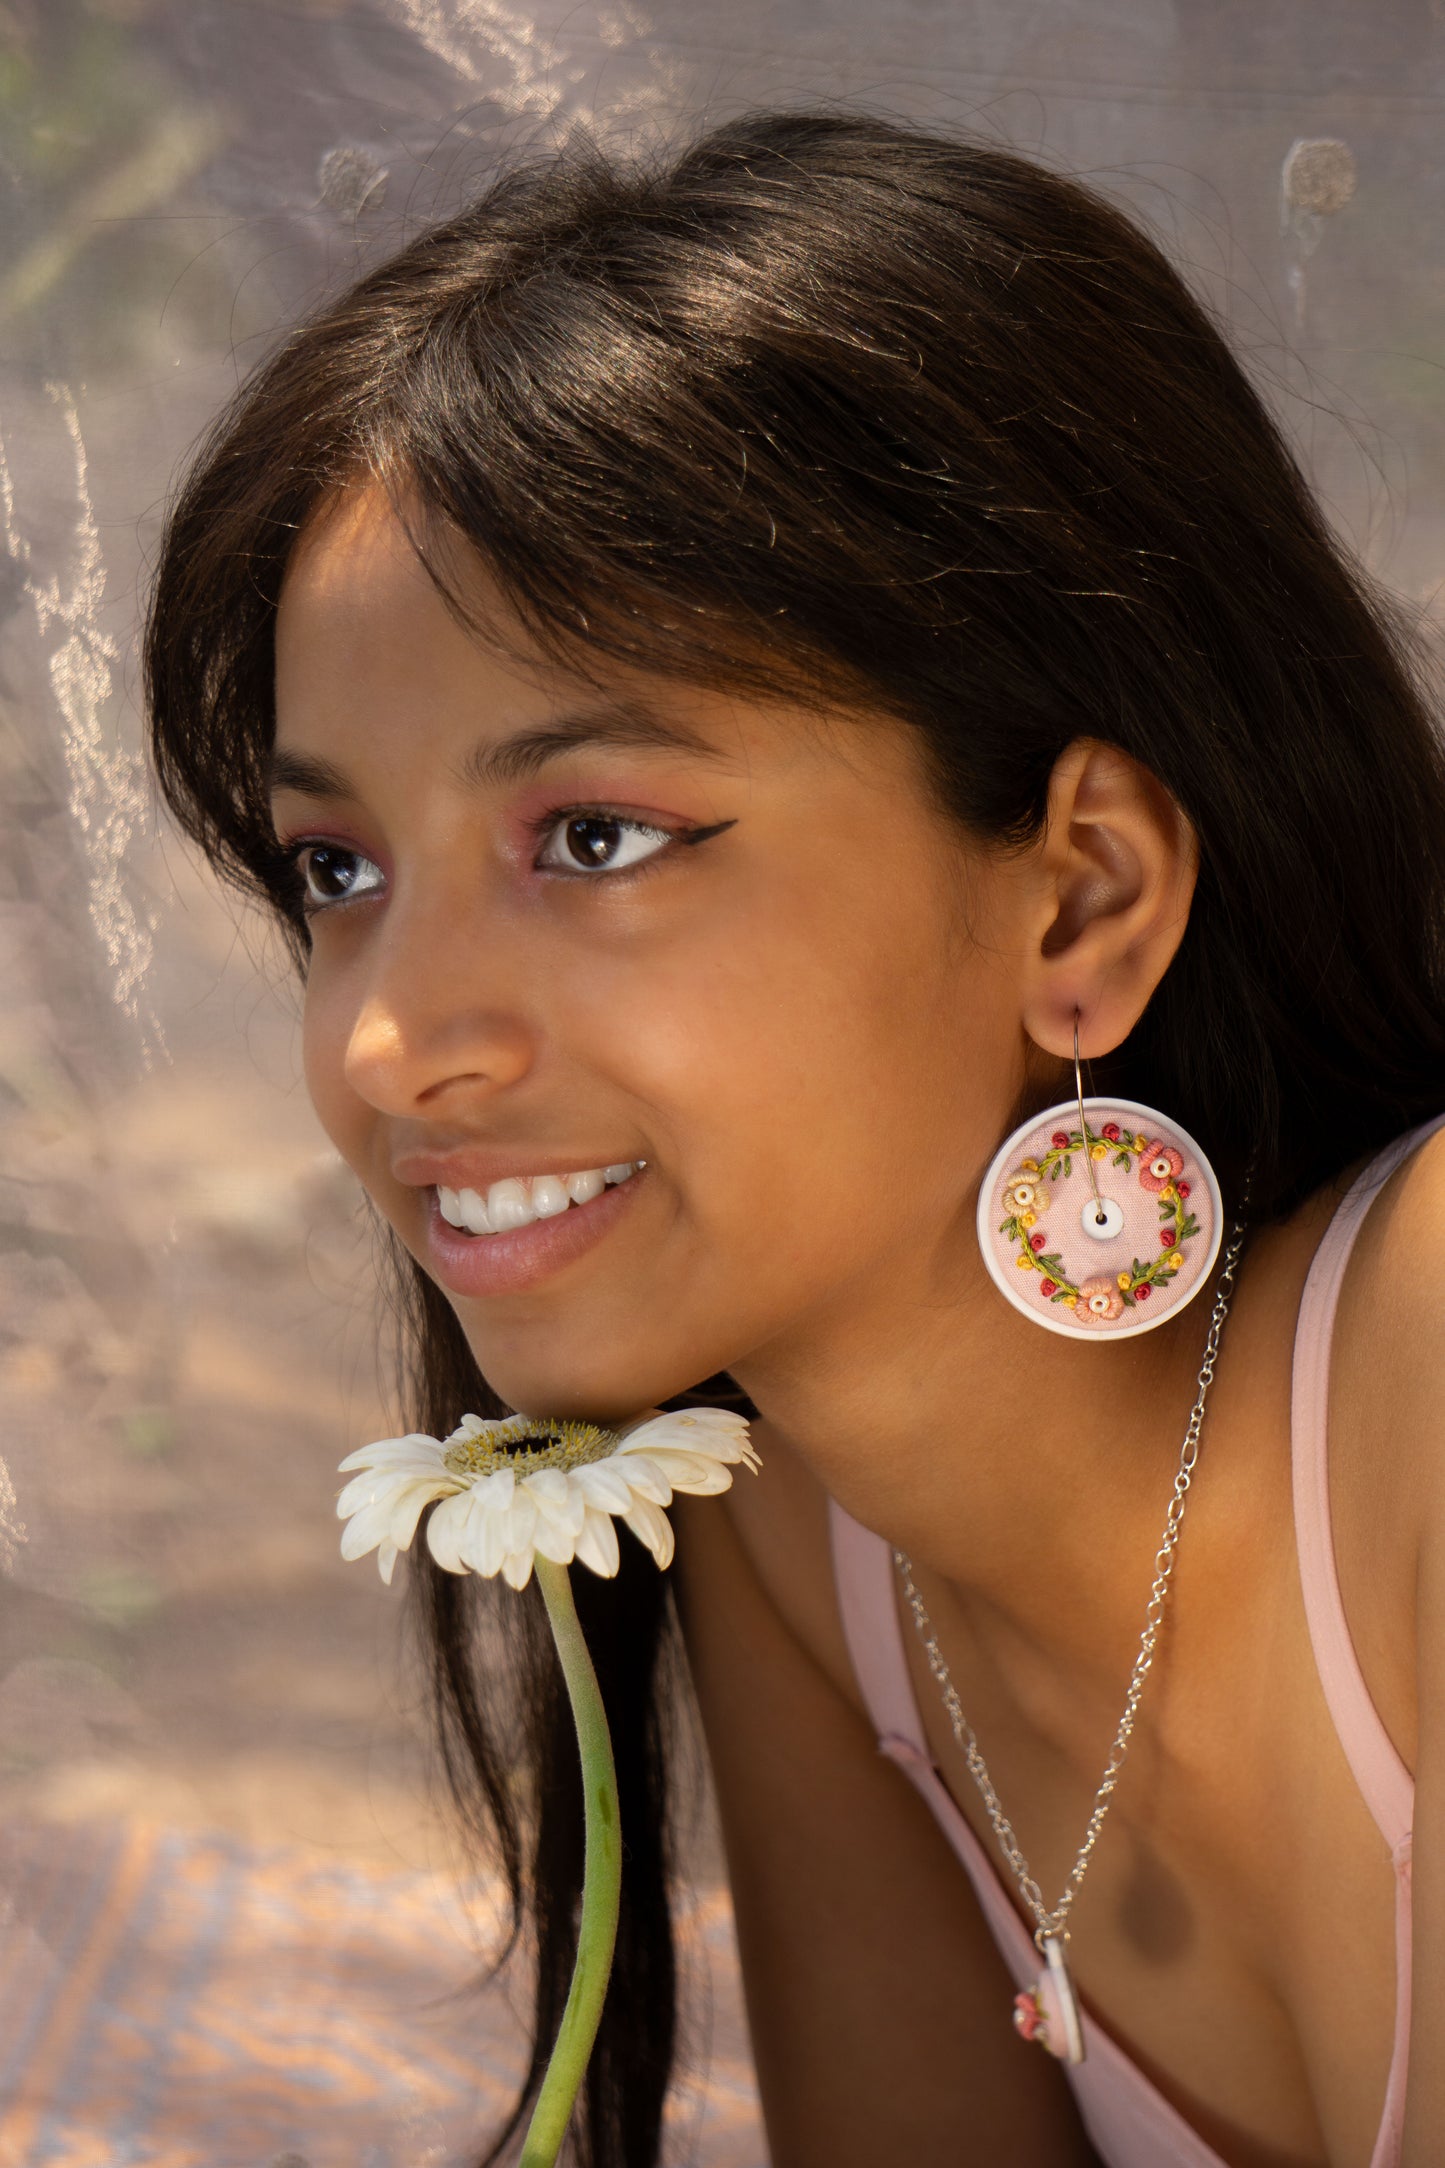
611, 1453, 674, 1506
573, 1462, 637, 1514
340, 1484, 440, 1564
620, 1409, 751, 1454
445, 1414, 491, 1442
523, 1470, 587, 1540
623, 1495, 675, 1570
337, 1464, 454, 1520
479, 1466, 515, 1513
531, 1513, 580, 1564
426, 1490, 475, 1573
472, 1493, 512, 1578
338, 1434, 448, 1475
636, 1448, 736, 1495
378, 1540, 399, 1586
500, 1490, 539, 1560
502, 1548, 536, 1590
574, 1507, 621, 1578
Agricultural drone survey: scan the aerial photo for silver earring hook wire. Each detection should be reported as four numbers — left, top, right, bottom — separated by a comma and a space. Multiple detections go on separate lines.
1073, 1009, 1107, 1226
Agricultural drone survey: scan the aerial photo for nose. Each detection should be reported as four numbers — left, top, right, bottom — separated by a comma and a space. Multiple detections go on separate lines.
338, 895, 536, 1117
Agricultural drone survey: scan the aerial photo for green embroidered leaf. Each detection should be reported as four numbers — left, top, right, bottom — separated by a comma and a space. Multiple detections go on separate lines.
1113, 1151, 1131, 1169
1064, 1154, 1072, 1176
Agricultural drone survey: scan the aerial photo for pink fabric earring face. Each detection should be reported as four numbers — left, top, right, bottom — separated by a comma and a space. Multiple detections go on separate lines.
976, 1097, 1224, 1338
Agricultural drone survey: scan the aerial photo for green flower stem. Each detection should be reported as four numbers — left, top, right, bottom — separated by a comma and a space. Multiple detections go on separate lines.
521, 1556, 622, 2168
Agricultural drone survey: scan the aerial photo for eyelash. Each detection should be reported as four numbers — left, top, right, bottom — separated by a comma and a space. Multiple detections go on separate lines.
279, 804, 729, 917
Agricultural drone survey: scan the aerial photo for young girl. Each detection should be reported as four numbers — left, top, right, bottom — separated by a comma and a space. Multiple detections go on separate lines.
144, 109, 1445, 2168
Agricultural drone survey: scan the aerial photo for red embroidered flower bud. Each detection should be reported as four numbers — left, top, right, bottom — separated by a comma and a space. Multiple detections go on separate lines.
1040, 1278, 1058, 1297
1030, 1232, 1046, 1251
1051, 1130, 1069, 1148
1102, 1122, 1120, 1141
1134, 1282, 1152, 1300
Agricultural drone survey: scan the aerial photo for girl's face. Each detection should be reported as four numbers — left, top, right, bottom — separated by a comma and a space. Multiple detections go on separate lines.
272, 486, 1037, 1421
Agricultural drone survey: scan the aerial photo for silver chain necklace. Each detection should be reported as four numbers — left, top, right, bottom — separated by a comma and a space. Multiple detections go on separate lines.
894, 1213, 1250, 2065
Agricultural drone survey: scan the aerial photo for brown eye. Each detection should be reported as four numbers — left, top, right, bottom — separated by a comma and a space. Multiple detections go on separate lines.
536, 812, 672, 875
298, 844, 385, 911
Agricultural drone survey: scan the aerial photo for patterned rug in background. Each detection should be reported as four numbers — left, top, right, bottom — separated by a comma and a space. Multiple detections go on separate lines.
0, 1820, 765, 2168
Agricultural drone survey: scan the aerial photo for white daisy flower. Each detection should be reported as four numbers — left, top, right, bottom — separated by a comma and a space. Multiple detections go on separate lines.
337, 1406, 759, 1590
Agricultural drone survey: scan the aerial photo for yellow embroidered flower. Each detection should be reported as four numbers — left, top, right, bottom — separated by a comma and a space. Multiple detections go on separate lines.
1168, 1250, 1184, 1270
1019, 1210, 1037, 1229
1016, 1252, 1034, 1270
1117, 1271, 1132, 1290
1021, 1158, 1040, 1173
1133, 1133, 1147, 1150
1061, 1293, 1078, 1306
1091, 1142, 1107, 1160
1159, 1183, 1176, 1203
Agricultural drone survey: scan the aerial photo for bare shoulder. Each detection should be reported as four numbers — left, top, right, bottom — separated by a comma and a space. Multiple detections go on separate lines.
1336, 1116, 1445, 1505
670, 1431, 1096, 2168
1327, 1114, 1445, 1773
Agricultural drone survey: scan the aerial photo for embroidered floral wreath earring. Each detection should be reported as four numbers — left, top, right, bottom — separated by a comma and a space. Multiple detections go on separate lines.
976, 1011, 1224, 1337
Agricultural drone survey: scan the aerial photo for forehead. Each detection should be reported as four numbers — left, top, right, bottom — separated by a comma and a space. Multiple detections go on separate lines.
271, 480, 943, 821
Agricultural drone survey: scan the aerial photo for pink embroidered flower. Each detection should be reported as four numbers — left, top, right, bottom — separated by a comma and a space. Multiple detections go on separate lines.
1139, 1142, 1184, 1193
1039, 1277, 1059, 1297
1030, 1232, 1046, 1252
1013, 1989, 1044, 2042
1075, 1276, 1125, 1325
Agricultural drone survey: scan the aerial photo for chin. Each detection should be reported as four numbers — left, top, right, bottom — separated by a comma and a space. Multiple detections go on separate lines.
463, 1343, 705, 1426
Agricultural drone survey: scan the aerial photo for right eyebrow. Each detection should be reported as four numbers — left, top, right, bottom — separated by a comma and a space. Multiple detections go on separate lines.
268, 750, 351, 800
267, 698, 745, 805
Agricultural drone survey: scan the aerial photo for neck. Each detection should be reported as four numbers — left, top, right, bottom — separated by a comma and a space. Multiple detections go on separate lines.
731, 1211, 1260, 1668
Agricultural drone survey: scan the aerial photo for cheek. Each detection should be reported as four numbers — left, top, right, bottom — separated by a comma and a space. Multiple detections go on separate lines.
299, 971, 364, 1159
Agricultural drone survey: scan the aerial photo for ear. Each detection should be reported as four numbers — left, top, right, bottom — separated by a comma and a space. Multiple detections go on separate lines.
1019, 737, 1198, 1061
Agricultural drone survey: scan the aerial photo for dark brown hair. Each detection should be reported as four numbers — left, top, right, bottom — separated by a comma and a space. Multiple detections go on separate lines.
145, 107, 1445, 2165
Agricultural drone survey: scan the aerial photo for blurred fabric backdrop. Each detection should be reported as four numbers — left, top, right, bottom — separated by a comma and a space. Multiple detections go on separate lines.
0, 3, 1442, 2162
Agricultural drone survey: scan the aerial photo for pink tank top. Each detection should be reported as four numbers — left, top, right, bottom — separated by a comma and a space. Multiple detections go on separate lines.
828, 1112, 1444, 2168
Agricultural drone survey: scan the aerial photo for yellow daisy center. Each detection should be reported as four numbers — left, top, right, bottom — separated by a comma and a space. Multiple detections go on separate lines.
443, 1415, 623, 1480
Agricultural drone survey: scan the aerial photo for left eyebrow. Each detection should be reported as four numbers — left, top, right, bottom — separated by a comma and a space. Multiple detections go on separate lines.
457, 699, 743, 791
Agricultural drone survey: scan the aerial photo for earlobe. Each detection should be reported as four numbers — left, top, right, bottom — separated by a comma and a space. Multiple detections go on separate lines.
1024, 737, 1198, 1060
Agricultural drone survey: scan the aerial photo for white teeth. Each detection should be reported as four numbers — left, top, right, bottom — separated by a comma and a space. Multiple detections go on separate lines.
438, 1184, 492, 1233
437, 1161, 644, 1235
456, 1187, 492, 1235
486, 1178, 536, 1231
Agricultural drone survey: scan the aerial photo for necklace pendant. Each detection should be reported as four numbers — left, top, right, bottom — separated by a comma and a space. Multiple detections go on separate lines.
1012, 1934, 1086, 2065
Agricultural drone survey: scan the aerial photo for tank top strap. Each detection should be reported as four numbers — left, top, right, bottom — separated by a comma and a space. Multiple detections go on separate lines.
827, 1497, 931, 1756
1291, 1110, 1445, 1854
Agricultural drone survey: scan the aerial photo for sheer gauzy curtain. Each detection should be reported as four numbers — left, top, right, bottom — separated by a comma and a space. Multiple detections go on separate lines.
0, 5, 1441, 2164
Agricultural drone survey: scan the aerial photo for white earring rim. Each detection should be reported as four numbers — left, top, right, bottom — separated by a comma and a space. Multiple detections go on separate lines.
976, 1095, 1226, 1341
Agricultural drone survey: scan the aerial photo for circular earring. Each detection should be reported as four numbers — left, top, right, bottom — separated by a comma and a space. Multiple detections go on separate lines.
975, 1013, 1224, 1339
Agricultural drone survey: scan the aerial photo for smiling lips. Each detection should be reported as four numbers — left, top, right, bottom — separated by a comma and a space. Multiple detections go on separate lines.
436, 1161, 644, 1236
